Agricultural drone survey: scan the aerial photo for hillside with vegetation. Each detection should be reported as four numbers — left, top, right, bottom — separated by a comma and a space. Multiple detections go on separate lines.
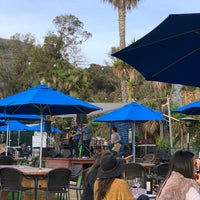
0, 14, 200, 153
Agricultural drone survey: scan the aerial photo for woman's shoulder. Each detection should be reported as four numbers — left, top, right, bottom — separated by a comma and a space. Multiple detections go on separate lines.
113, 178, 127, 184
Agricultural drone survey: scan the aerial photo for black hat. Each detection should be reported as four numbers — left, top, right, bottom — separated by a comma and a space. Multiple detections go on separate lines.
97, 155, 126, 179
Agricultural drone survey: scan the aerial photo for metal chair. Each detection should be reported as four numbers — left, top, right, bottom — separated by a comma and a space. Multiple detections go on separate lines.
0, 155, 14, 165
0, 167, 35, 200
142, 153, 155, 163
154, 162, 169, 184
39, 167, 71, 200
124, 163, 147, 188
69, 164, 82, 182
69, 168, 86, 200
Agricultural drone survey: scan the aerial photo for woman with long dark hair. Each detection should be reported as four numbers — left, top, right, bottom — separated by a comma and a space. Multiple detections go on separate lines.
156, 150, 200, 200
81, 150, 111, 200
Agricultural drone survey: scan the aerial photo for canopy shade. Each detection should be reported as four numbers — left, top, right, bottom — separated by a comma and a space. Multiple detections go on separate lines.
112, 13, 200, 87
172, 100, 200, 115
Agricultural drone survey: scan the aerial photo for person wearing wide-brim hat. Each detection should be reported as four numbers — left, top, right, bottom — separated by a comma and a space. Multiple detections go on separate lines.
94, 154, 136, 200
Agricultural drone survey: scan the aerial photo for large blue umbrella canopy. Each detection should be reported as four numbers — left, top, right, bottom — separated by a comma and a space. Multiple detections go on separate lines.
172, 100, 200, 115
112, 13, 200, 87
0, 83, 101, 115
0, 82, 102, 168
93, 102, 164, 162
27, 123, 61, 133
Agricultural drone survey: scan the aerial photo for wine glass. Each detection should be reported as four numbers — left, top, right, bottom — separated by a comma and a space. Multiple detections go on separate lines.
133, 178, 141, 197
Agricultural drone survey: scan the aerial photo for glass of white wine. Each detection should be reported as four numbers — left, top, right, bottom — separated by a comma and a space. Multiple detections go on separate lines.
133, 178, 141, 197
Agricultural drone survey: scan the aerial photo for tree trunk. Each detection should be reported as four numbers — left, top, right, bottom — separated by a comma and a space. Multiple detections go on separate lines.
118, 6, 126, 48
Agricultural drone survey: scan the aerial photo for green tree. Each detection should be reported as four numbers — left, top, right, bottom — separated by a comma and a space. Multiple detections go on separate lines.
85, 64, 121, 102
42, 14, 91, 94
49, 14, 92, 66
0, 14, 92, 100
0, 33, 36, 97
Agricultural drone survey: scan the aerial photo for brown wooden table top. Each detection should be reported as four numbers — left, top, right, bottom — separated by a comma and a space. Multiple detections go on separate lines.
137, 162, 155, 168
42, 157, 94, 161
0, 165, 52, 176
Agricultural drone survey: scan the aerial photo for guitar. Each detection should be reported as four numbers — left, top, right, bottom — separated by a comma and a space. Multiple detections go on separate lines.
69, 130, 81, 140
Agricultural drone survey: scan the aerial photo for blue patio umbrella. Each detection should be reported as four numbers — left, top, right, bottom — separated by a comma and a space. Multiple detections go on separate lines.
0, 120, 31, 153
0, 114, 41, 120
112, 13, 200, 87
172, 100, 200, 115
93, 101, 164, 162
0, 83, 101, 115
0, 120, 30, 131
0, 114, 42, 155
27, 123, 61, 133
172, 101, 200, 150
0, 82, 102, 168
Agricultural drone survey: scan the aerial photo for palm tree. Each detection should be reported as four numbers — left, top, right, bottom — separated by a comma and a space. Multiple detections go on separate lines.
102, 0, 140, 102
102, 0, 140, 49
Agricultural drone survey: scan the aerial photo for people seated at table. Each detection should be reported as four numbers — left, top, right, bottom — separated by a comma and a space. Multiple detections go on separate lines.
156, 150, 200, 200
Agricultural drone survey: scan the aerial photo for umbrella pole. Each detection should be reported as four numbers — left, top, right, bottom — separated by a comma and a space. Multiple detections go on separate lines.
131, 122, 135, 163
39, 113, 43, 169
5, 123, 9, 156
167, 95, 173, 154
18, 131, 20, 146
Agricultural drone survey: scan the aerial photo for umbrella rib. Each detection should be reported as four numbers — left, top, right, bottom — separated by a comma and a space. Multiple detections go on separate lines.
9, 105, 23, 114
149, 47, 200, 79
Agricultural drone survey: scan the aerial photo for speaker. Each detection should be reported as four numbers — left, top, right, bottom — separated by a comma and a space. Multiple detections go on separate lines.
76, 114, 87, 124
45, 120, 51, 133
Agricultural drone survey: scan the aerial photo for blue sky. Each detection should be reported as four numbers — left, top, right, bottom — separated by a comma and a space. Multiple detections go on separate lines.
1, 0, 200, 67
